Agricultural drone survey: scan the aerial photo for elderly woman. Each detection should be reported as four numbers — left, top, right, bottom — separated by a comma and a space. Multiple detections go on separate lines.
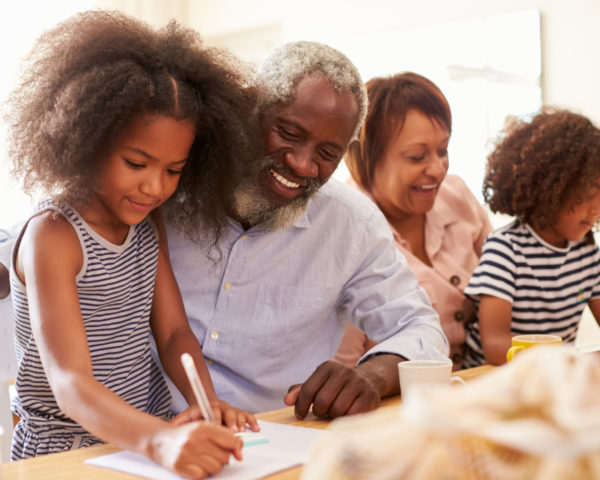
335, 72, 491, 369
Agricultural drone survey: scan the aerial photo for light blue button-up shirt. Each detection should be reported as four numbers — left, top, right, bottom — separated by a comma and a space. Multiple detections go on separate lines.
160, 179, 449, 413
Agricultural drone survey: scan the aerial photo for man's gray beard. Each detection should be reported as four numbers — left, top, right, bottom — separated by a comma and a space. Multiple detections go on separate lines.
232, 157, 321, 230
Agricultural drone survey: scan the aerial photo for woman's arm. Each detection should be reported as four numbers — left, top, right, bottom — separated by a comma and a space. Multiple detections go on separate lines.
18, 213, 241, 478
477, 294, 513, 365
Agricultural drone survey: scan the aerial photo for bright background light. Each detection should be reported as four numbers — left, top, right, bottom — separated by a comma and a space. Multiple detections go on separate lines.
0, 4, 541, 229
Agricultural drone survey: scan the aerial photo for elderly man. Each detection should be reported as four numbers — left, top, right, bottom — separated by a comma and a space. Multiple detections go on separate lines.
162, 41, 449, 419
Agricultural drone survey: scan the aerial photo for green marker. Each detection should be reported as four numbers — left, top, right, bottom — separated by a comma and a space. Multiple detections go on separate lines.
236, 431, 269, 447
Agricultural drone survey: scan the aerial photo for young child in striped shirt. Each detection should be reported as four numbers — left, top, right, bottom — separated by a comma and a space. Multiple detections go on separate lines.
463, 108, 600, 367
5, 10, 259, 477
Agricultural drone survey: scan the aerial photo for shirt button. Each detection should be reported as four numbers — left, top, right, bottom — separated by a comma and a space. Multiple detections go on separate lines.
240, 235, 248, 240
454, 311, 464, 322
210, 331, 219, 340
224, 282, 232, 290
207, 359, 213, 365
450, 275, 460, 286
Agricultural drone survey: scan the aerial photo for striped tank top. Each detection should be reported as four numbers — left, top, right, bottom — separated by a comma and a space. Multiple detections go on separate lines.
10, 200, 172, 459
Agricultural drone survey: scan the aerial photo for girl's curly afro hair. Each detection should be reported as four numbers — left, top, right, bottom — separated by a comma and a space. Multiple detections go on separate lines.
484, 108, 600, 235
5, 10, 261, 245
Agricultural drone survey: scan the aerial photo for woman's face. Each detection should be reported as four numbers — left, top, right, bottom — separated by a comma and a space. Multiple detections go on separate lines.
371, 109, 450, 221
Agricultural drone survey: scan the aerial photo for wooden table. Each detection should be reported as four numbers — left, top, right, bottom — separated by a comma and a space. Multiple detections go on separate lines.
0, 365, 494, 479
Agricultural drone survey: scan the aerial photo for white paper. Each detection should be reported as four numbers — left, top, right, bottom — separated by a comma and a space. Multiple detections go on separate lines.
85, 420, 325, 480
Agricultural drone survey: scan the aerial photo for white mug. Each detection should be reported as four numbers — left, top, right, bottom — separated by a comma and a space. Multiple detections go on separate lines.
398, 360, 465, 398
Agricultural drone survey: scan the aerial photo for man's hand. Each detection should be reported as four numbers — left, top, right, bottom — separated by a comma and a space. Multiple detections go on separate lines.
284, 354, 404, 419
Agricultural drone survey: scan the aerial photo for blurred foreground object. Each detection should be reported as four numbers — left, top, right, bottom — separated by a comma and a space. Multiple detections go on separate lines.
302, 346, 600, 480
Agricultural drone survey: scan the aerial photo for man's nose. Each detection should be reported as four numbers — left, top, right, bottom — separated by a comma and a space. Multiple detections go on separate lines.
285, 147, 318, 178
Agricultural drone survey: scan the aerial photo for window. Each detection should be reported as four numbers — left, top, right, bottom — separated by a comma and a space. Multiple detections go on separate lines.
0, 1, 96, 227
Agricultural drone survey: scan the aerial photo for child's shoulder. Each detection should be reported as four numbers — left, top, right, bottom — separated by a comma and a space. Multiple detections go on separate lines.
27, 208, 74, 238
486, 218, 526, 242
21, 205, 81, 258
482, 219, 538, 256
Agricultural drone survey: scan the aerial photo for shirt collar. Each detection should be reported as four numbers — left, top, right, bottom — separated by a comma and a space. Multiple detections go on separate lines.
425, 184, 456, 254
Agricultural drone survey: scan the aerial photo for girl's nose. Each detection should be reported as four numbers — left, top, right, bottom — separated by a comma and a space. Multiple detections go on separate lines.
140, 173, 163, 196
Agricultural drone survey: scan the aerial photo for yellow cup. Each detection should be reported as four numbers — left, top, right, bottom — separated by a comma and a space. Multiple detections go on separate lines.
506, 334, 562, 362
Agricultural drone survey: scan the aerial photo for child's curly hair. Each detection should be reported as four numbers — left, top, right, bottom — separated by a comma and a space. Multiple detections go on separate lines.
484, 108, 600, 239
5, 10, 260, 244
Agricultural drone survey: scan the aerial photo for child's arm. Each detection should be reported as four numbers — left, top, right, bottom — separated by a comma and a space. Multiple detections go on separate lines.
587, 298, 600, 327
18, 213, 241, 478
149, 213, 259, 432
477, 294, 513, 365
0, 262, 8, 299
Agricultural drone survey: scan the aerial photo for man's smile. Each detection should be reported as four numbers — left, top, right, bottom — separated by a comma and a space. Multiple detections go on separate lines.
270, 168, 301, 189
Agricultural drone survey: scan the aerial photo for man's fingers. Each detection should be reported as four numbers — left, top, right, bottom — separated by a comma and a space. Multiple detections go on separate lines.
311, 368, 355, 417
293, 363, 335, 418
284, 384, 301, 406
287, 383, 302, 394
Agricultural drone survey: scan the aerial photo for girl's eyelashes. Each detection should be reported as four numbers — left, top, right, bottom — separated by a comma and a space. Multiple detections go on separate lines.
125, 159, 145, 169
125, 157, 185, 175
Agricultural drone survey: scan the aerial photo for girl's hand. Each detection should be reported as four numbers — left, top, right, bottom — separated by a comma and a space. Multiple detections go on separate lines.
152, 421, 242, 479
210, 399, 260, 433
170, 405, 206, 426
170, 402, 260, 433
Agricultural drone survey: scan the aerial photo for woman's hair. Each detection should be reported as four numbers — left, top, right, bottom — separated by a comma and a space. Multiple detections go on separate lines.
5, 10, 260, 243
345, 72, 451, 191
484, 108, 600, 238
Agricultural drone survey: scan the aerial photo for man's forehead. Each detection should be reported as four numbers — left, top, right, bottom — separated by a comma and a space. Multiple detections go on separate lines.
283, 75, 356, 117
270, 76, 359, 151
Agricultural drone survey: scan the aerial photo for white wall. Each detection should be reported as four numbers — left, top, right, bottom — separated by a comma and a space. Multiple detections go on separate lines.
3, 0, 599, 228
185, 0, 600, 126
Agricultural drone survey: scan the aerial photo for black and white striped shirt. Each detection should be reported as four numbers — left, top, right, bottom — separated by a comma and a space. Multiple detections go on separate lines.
463, 219, 600, 367
11, 200, 171, 459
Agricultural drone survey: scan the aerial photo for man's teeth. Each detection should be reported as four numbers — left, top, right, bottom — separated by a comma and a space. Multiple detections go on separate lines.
415, 185, 436, 191
271, 169, 300, 188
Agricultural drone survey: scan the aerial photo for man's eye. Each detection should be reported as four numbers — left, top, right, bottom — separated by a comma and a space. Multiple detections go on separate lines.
167, 169, 183, 176
320, 148, 337, 161
407, 155, 425, 162
279, 126, 298, 140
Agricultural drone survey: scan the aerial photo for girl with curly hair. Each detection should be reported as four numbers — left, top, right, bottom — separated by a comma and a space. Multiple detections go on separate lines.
463, 109, 600, 367
5, 10, 260, 476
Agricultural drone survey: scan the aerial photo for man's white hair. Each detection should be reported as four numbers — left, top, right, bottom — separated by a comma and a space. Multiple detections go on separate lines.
256, 41, 367, 144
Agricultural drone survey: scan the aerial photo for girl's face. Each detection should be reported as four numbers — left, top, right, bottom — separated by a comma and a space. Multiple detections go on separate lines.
89, 114, 195, 237
371, 109, 450, 222
538, 185, 600, 247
